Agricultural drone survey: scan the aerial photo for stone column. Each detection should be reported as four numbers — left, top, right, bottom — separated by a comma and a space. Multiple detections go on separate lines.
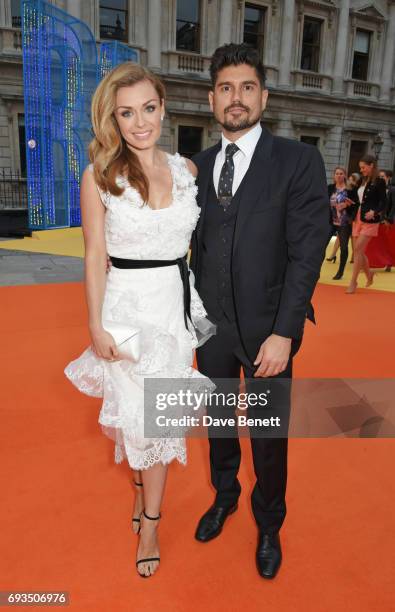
278, 0, 296, 88
218, 0, 233, 46
67, 0, 81, 21
380, 1, 395, 102
147, 0, 162, 70
0, 0, 9, 27
332, 0, 350, 94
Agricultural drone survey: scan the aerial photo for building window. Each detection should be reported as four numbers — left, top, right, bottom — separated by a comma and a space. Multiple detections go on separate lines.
243, 4, 266, 59
301, 17, 322, 72
100, 0, 128, 42
352, 30, 371, 81
300, 135, 320, 147
348, 140, 368, 174
11, 0, 21, 28
18, 114, 27, 177
176, 0, 201, 53
178, 126, 203, 158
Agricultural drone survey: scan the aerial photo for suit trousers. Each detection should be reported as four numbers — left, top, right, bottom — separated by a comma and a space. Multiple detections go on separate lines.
196, 315, 293, 535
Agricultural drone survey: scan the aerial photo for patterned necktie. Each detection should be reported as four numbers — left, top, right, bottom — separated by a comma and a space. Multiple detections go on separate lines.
217, 143, 239, 210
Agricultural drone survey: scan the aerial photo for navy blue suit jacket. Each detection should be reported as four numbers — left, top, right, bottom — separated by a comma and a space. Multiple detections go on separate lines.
190, 125, 331, 361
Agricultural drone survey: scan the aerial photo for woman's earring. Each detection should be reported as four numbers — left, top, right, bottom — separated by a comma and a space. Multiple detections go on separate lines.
161, 115, 164, 122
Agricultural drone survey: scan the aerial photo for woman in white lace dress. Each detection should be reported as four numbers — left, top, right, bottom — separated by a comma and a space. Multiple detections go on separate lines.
64, 63, 214, 577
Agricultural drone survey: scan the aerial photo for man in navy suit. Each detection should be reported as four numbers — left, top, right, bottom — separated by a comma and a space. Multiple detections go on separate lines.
190, 44, 330, 578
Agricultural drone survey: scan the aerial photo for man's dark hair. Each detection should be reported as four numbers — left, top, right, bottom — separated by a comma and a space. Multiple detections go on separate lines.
381, 169, 393, 178
209, 43, 266, 89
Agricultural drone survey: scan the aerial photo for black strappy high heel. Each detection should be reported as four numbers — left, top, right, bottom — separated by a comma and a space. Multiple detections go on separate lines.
132, 480, 143, 535
326, 255, 337, 263
136, 510, 161, 578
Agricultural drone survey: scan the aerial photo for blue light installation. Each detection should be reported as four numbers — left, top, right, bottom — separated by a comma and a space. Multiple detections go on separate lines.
22, 1, 140, 229
99, 41, 139, 79
22, 0, 97, 229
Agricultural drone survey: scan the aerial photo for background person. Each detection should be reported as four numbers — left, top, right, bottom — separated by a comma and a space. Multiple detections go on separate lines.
366, 169, 395, 272
346, 155, 387, 293
328, 167, 358, 279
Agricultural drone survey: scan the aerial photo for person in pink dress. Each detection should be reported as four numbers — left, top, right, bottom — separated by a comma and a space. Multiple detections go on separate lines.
346, 155, 387, 293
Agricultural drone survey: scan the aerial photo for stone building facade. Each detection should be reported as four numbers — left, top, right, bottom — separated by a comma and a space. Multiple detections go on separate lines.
0, 0, 394, 185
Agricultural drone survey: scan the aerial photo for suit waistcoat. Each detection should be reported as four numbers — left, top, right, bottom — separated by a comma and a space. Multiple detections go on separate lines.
199, 178, 242, 321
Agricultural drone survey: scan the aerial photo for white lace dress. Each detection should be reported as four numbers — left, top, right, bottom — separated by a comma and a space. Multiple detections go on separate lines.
64, 153, 214, 470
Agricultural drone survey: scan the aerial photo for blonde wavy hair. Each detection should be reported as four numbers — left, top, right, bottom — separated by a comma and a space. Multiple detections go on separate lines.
333, 166, 347, 181
88, 62, 166, 202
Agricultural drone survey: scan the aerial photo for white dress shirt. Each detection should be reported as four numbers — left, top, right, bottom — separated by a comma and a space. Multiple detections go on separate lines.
357, 184, 366, 204
213, 122, 262, 196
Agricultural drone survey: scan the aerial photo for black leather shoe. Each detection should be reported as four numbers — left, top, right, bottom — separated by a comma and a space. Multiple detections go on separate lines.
195, 504, 238, 542
256, 532, 282, 579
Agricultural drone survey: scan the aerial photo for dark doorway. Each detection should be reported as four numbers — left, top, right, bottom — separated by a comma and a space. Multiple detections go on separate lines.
18, 114, 27, 177
178, 126, 203, 158
348, 140, 368, 174
300, 135, 320, 147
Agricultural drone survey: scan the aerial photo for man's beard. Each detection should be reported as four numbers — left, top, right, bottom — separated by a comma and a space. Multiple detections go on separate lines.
216, 106, 261, 133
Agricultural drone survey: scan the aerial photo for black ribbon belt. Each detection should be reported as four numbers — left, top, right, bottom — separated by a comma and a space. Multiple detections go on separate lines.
109, 255, 191, 330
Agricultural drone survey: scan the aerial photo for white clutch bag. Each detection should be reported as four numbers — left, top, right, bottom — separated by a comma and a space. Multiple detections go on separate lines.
102, 319, 141, 362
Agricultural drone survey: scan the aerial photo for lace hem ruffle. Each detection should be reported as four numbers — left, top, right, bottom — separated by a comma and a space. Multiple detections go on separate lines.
64, 332, 214, 470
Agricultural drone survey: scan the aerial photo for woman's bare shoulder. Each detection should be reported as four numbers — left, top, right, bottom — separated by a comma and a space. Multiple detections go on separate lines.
183, 157, 198, 178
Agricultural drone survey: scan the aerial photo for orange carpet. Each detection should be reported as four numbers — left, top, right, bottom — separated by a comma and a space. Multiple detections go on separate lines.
1, 282, 394, 611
